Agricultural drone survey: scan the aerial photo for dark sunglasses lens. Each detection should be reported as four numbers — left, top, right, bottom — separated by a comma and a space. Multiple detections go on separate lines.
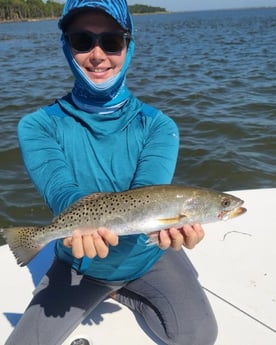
67, 32, 127, 53
69, 32, 94, 52
101, 33, 125, 53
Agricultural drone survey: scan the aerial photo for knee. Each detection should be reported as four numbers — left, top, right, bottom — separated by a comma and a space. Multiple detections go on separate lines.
165, 314, 218, 345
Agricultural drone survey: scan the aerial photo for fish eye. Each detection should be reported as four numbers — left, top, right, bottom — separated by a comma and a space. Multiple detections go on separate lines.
221, 198, 231, 208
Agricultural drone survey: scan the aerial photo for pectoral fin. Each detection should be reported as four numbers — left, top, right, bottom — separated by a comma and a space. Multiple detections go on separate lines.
157, 214, 187, 224
146, 214, 188, 246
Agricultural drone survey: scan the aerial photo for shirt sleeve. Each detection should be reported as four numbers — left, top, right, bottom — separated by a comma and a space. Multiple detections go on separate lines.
18, 107, 179, 216
17, 110, 85, 215
130, 112, 179, 188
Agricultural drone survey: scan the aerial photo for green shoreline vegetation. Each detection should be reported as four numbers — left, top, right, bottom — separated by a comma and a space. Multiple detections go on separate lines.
0, 1, 167, 23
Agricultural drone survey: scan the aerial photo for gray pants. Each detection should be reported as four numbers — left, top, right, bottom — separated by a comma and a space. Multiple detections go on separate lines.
5, 249, 217, 345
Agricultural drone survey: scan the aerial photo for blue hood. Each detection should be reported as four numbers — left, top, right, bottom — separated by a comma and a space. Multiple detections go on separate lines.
59, 0, 135, 112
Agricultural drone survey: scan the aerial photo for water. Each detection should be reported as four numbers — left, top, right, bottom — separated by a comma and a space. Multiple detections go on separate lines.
0, 8, 275, 243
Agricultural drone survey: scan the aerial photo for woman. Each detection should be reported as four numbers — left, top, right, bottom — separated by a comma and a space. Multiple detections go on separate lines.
6, 1, 217, 344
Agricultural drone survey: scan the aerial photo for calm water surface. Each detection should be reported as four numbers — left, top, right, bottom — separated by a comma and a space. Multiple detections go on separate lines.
0, 8, 275, 243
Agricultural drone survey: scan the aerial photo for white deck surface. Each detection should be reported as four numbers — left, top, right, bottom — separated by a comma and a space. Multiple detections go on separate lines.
0, 188, 275, 345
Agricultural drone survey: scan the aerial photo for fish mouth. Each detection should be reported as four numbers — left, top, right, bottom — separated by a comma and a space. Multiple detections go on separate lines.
219, 206, 247, 221
229, 206, 247, 218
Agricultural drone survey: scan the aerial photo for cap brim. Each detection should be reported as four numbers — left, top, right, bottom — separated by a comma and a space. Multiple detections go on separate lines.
59, 7, 100, 31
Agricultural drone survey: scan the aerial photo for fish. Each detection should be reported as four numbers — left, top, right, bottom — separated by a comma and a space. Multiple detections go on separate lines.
0, 185, 246, 266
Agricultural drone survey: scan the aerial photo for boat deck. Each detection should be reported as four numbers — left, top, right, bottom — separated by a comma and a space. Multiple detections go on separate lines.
0, 189, 275, 344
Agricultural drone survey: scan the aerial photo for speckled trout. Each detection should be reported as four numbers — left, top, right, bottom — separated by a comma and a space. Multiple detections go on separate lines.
0, 185, 246, 266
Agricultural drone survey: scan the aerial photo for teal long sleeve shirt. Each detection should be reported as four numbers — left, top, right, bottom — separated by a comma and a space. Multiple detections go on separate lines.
17, 94, 179, 281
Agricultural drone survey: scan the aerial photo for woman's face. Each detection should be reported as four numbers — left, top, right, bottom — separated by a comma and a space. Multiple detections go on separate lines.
67, 11, 127, 84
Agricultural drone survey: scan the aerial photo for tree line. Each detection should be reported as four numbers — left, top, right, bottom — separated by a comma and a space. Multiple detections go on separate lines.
129, 4, 166, 14
0, 1, 62, 21
0, 1, 167, 22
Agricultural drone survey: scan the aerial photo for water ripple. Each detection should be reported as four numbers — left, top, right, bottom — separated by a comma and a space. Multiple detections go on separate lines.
0, 9, 276, 240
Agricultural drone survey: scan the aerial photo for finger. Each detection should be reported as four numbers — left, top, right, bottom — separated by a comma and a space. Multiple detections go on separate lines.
71, 230, 85, 258
181, 225, 201, 249
98, 227, 119, 247
82, 234, 97, 258
168, 227, 183, 250
63, 236, 73, 248
92, 232, 109, 258
158, 229, 171, 250
192, 223, 205, 241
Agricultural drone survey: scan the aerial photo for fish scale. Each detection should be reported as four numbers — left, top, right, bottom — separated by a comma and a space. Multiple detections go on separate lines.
0, 185, 246, 266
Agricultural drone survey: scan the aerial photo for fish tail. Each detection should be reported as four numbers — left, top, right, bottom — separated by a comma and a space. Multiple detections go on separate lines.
0, 226, 44, 266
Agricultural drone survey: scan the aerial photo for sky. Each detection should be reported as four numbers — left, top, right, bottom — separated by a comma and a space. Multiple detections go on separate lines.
126, 0, 276, 12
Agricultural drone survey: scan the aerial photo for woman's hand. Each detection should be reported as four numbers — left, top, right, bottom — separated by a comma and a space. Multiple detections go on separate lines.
158, 224, 205, 251
63, 227, 119, 259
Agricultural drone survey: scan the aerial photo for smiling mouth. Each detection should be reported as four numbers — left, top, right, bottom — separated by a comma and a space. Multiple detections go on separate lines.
88, 67, 111, 73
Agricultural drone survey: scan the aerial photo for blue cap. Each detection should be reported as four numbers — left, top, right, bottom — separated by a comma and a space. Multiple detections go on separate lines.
59, 0, 133, 33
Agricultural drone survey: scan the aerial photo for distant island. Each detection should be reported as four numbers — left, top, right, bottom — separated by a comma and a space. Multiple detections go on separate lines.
0, 1, 167, 23
129, 4, 167, 14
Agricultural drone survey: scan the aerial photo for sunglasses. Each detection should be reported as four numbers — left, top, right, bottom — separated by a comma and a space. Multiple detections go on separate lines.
64, 31, 131, 54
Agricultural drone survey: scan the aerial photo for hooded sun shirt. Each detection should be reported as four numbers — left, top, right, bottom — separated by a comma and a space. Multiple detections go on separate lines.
17, 0, 180, 282
59, 0, 135, 114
